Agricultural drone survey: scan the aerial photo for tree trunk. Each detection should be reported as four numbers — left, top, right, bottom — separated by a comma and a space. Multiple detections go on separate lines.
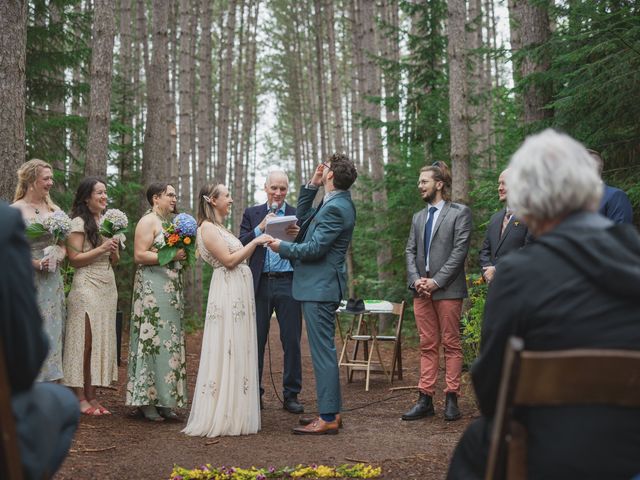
216, 0, 237, 183
168, 0, 179, 190
325, 0, 344, 153
197, 0, 213, 187
50, 4, 67, 191
0, 0, 27, 201
508, 0, 553, 126
141, 0, 170, 200
118, 0, 134, 183
447, 0, 470, 204
313, 0, 328, 159
85, 0, 116, 178
178, 0, 194, 211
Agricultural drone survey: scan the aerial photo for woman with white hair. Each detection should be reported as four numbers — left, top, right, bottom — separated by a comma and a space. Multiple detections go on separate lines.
448, 129, 640, 480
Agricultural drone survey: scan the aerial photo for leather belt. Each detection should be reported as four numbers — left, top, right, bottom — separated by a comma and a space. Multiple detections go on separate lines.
262, 271, 293, 279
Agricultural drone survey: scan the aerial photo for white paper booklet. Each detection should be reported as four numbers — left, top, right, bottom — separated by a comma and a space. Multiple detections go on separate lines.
265, 215, 298, 241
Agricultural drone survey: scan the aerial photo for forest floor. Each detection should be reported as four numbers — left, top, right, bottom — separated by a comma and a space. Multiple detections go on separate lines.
55, 319, 477, 480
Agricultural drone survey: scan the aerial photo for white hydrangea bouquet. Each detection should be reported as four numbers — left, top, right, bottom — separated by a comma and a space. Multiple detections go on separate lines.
25, 210, 72, 272
99, 208, 129, 249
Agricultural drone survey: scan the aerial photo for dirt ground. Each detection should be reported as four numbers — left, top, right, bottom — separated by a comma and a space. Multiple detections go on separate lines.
55, 319, 477, 479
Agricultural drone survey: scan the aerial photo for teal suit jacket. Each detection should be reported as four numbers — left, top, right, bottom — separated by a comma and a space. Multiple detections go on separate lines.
279, 186, 356, 302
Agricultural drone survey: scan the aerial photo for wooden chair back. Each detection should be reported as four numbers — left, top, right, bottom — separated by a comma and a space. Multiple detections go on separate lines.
376, 301, 406, 381
485, 337, 640, 480
0, 340, 24, 480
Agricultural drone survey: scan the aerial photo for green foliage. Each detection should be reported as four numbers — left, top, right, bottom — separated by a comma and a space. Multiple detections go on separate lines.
26, 0, 91, 169
461, 275, 487, 368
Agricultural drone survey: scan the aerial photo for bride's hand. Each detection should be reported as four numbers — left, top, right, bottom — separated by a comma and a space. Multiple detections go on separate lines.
255, 234, 274, 245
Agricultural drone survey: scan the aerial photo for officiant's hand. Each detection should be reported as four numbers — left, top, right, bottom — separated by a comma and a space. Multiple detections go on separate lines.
258, 212, 277, 232
268, 239, 281, 253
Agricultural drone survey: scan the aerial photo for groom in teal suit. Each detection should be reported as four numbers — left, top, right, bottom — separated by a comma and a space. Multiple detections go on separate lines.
269, 153, 357, 435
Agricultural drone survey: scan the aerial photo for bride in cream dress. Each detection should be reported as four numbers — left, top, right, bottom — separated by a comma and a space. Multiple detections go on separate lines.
183, 183, 273, 437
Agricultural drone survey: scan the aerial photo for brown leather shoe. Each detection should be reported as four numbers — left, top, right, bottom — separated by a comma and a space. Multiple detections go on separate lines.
292, 417, 339, 435
298, 413, 343, 428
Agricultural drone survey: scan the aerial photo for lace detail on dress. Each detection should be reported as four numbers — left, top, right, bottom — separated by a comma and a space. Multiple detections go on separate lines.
197, 223, 245, 269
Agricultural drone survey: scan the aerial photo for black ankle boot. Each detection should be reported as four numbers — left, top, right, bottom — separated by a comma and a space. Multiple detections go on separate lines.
444, 392, 461, 421
401, 393, 435, 421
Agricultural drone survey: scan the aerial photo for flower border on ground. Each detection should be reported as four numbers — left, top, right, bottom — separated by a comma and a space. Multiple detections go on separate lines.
170, 463, 382, 480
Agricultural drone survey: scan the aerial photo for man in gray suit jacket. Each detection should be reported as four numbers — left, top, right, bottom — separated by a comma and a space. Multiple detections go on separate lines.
404, 162, 472, 422
269, 153, 357, 435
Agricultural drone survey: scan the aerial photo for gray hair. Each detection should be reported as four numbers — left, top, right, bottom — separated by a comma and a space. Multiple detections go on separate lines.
506, 129, 603, 223
265, 168, 289, 186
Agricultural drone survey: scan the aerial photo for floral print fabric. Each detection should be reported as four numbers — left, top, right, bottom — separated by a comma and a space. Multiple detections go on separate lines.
126, 232, 187, 408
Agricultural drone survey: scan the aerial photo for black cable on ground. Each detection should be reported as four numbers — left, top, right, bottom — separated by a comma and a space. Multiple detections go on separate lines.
265, 332, 415, 414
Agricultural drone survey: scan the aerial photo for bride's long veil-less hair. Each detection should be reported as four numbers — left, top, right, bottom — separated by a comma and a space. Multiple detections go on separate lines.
196, 183, 223, 226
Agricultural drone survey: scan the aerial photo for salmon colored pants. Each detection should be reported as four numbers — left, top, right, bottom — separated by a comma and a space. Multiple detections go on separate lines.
413, 295, 463, 396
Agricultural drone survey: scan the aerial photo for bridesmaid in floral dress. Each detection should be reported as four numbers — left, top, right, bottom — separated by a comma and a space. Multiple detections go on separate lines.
63, 178, 120, 416
11, 159, 66, 382
126, 183, 188, 421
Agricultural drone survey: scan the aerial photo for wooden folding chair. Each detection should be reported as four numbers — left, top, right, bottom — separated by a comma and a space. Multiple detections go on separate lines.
372, 301, 405, 382
0, 341, 24, 480
485, 336, 640, 480
338, 301, 405, 390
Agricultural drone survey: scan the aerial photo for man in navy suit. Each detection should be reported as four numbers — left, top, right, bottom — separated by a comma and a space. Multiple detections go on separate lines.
239, 169, 303, 414
587, 149, 634, 224
479, 169, 531, 284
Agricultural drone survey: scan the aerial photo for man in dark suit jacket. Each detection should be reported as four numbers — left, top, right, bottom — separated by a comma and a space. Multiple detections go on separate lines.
479, 169, 530, 283
587, 149, 634, 224
448, 130, 640, 480
0, 202, 79, 479
269, 153, 357, 435
404, 162, 472, 422
239, 170, 303, 414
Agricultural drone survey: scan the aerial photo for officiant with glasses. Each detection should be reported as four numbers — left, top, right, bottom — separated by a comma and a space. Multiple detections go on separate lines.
239, 168, 304, 414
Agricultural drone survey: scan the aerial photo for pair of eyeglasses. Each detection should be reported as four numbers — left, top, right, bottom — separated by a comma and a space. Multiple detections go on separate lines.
321, 162, 332, 170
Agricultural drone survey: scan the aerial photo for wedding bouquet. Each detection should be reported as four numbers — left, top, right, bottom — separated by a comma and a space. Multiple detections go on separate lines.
25, 210, 72, 272
99, 208, 129, 249
157, 213, 197, 267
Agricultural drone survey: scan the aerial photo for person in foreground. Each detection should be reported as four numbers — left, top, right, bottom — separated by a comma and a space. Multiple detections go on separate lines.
182, 183, 273, 437
239, 169, 303, 414
0, 202, 79, 480
403, 161, 471, 421
269, 153, 357, 435
126, 183, 188, 421
447, 129, 640, 480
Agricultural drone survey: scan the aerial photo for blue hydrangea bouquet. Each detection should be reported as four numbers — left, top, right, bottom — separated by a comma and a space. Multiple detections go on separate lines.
157, 212, 198, 267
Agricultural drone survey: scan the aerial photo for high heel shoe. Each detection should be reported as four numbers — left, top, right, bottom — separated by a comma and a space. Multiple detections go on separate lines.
140, 405, 164, 422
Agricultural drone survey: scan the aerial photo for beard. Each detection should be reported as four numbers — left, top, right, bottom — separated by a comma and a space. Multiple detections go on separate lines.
422, 189, 437, 204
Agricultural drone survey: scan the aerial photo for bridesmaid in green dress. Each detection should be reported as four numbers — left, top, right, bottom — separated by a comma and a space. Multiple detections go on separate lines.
11, 159, 66, 382
126, 183, 188, 421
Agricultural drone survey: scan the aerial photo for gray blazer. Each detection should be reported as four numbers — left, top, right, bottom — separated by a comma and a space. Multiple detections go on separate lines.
405, 201, 472, 300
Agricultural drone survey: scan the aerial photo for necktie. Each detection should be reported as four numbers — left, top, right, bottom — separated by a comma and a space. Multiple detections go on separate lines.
423, 206, 438, 265
501, 210, 512, 237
